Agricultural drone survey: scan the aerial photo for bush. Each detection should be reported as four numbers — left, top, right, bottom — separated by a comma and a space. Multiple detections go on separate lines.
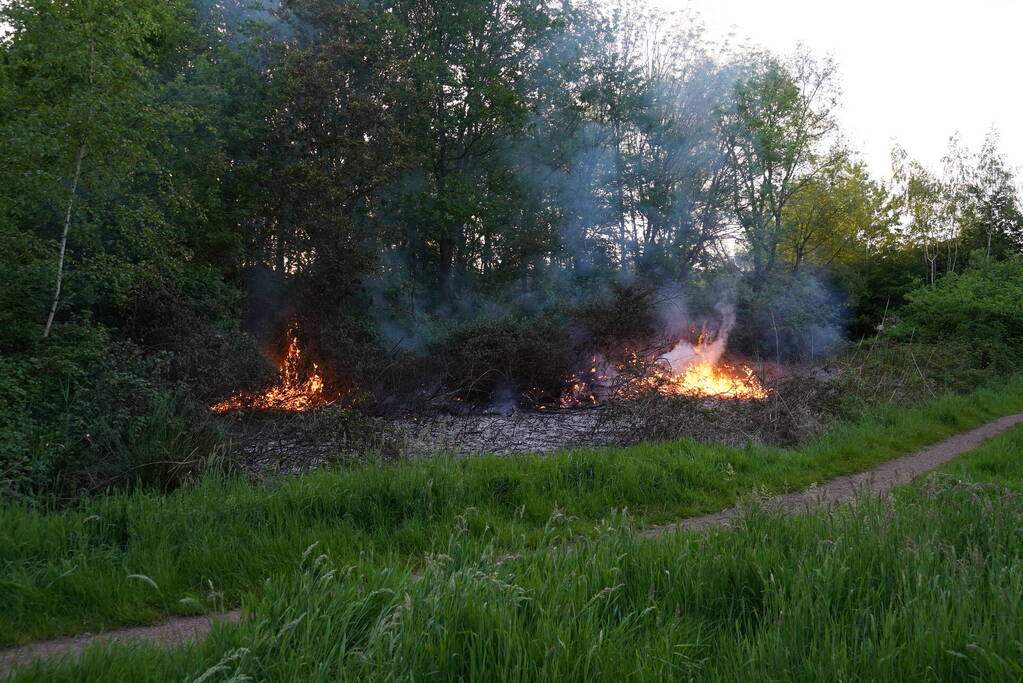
890, 257, 1023, 369
122, 275, 271, 403
429, 311, 575, 406
424, 284, 663, 408
0, 322, 232, 503
0, 241, 256, 502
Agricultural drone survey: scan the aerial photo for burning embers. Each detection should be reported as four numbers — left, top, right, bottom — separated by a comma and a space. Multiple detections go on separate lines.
635, 355, 769, 401
211, 314, 766, 416
559, 332, 768, 407
211, 324, 334, 413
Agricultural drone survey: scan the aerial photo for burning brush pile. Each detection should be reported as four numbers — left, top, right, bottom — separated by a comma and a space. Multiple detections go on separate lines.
554, 300, 769, 407
210, 303, 770, 417
557, 331, 768, 408
211, 323, 339, 414
204, 303, 831, 471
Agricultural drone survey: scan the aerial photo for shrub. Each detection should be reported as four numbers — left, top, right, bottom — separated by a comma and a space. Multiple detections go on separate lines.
429, 311, 575, 406
424, 284, 663, 408
0, 322, 232, 503
890, 256, 1023, 369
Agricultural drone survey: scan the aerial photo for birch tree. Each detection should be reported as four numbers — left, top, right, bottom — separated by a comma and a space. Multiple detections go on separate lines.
0, 0, 183, 337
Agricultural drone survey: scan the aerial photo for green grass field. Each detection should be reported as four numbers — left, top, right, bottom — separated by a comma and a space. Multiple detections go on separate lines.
9, 397, 1023, 680
3, 377, 1023, 650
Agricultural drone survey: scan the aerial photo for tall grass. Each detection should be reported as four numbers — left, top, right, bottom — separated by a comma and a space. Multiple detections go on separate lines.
13, 427, 1023, 681
3, 377, 1023, 644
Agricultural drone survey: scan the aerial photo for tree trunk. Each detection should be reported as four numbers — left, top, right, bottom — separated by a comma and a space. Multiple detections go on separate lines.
438, 235, 455, 302
43, 141, 87, 339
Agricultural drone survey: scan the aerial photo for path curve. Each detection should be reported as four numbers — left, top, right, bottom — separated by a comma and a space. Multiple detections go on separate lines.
4, 412, 1023, 678
641, 412, 1023, 536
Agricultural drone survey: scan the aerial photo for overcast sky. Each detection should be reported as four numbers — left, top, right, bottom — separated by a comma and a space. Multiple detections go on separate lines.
664, 0, 1023, 178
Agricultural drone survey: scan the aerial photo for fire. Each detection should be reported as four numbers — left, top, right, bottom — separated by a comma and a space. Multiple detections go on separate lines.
211, 324, 333, 413
559, 334, 768, 407
638, 358, 769, 400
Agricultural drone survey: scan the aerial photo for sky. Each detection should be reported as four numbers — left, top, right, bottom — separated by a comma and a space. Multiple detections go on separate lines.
664, 0, 1023, 179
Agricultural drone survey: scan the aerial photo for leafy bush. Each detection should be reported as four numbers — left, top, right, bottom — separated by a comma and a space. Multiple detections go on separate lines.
891, 257, 1023, 368
0, 259, 252, 502
0, 322, 232, 502
429, 312, 574, 406
837, 248, 926, 338
424, 284, 663, 407
122, 272, 271, 403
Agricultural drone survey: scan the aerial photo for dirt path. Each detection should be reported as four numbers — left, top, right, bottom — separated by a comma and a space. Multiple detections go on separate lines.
0, 610, 241, 679
641, 412, 1023, 536
4, 412, 1023, 678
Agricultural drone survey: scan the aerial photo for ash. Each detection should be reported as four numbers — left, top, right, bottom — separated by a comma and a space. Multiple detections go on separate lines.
394, 406, 630, 456
232, 406, 632, 477
225, 361, 836, 477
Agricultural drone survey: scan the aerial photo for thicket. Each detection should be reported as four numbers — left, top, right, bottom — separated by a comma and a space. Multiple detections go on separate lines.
892, 256, 1023, 367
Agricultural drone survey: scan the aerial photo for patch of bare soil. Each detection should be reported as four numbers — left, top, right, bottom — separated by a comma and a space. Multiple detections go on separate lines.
4, 412, 1022, 678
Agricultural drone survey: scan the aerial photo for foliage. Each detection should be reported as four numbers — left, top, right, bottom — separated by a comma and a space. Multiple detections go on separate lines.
0, 321, 232, 502
720, 50, 844, 292
837, 246, 925, 338
780, 162, 896, 271
0, 0, 263, 501
891, 257, 1023, 368
429, 312, 574, 405
424, 284, 662, 406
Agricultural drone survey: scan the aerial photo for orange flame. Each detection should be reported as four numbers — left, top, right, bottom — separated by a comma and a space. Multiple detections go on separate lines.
638, 359, 769, 400
559, 338, 768, 407
211, 324, 333, 413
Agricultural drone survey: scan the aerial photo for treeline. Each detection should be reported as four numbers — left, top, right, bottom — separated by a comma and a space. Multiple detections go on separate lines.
2, 0, 1023, 499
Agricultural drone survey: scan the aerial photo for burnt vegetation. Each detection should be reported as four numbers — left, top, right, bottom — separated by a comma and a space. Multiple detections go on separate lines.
3, 0, 1023, 502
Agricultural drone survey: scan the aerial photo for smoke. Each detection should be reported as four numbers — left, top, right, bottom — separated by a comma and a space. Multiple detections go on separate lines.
362, 0, 747, 353
239, 0, 851, 401
732, 268, 849, 363
191, 0, 307, 48
652, 267, 850, 370
662, 303, 735, 371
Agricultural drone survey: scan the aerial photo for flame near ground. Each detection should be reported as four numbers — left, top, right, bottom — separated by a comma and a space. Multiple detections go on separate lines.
559, 333, 769, 407
212, 322, 768, 415
210, 324, 333, 413
655, 329, 769, 400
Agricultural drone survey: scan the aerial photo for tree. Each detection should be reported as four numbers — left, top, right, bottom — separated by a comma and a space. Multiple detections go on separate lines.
780, 162, 891, 272
891, 146, 946, 285
620, 5, 735, 279
719, 50, 844, 292
0, 0, 189, 337
386, 0, 557, 305
961, 131, 1023, 261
